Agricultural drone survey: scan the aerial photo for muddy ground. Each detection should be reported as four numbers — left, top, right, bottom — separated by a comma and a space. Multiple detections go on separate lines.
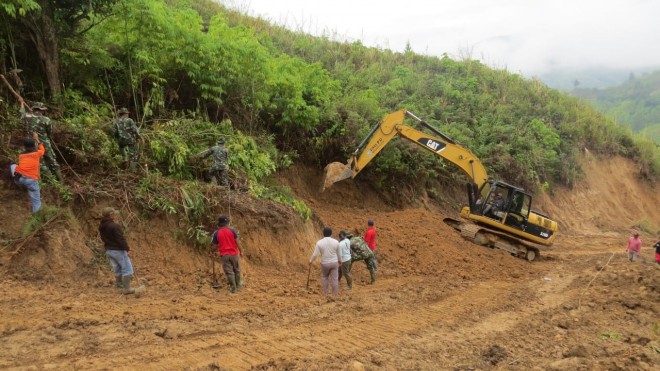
0, 155, 658, 370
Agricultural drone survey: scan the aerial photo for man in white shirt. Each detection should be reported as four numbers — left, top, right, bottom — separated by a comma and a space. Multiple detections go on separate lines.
308, 227, 341, 295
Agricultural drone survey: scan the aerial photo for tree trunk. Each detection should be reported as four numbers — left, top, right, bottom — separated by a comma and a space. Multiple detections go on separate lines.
24, 1, 61, 97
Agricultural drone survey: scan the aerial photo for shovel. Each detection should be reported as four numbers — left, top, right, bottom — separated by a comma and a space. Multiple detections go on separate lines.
305, 264, 312, 290
211, 254, 221, 289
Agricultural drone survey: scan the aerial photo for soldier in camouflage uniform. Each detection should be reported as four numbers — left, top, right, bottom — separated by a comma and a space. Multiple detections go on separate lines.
19, 99, 62, 181
196, 136, 229, 187
349, 235, 377, 284
113, 108, 142, 171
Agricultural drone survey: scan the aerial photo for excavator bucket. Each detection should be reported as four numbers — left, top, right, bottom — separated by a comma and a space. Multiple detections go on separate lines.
320, 162, 353, 191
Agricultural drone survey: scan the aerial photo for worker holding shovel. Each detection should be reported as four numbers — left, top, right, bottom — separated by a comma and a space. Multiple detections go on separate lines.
211, 215, 243, 293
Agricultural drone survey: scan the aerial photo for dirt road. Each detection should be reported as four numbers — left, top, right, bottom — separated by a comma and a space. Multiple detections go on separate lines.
0, 157, 658, 370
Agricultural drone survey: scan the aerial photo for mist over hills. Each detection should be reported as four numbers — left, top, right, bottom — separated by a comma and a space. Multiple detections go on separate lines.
535, 66, 660, 91
569, 69, 660, 144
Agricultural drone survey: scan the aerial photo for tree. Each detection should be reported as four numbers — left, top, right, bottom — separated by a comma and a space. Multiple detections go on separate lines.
1, 0, 116, 96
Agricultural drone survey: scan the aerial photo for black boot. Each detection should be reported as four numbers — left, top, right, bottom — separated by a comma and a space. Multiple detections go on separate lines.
115, 276, 124, 290
122, 275, 135, 294
235, 272, 243, 289
228, 278, 237, 293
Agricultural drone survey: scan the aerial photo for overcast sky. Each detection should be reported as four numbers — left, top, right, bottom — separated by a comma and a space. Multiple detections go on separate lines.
223, 0, 660, 76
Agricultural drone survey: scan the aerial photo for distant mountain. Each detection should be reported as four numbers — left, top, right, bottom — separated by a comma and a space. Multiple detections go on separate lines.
533, 66, 660, 91
571, 70, 660, 144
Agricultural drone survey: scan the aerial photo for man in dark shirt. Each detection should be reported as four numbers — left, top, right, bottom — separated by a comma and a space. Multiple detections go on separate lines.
99, 207, 144, 295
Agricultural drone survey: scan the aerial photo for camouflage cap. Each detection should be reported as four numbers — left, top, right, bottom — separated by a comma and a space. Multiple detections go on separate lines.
118, 107, 129, 114
102, 207, 119, 218
217, 136, 226, 144
31, 102, 47, 110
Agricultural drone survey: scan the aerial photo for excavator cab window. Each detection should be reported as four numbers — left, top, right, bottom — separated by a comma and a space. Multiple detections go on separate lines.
504, 191, 532, 229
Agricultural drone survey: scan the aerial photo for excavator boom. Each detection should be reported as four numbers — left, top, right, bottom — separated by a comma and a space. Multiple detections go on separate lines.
321, 109, 488, 191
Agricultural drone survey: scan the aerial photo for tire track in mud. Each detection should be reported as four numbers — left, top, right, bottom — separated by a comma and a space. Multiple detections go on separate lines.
5, 280, 514, 370
126, 281, 517, 370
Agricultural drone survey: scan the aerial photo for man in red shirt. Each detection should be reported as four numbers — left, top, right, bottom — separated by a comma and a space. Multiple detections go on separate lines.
11, 132, 45, 212
364, 219, 377, 271
211, 215, 242, 293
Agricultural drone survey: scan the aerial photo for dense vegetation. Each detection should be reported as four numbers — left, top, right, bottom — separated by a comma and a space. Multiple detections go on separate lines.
572, 71, 660, 144
1, 0, 658, 214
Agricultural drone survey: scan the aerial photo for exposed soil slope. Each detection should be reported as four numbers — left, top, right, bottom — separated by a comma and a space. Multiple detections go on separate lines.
0, 155, 658, 370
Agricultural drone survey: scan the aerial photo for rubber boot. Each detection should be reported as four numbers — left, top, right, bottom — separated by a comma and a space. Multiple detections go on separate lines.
369, 270, 376, 285
235, 272, 243, 289
122, 275, 135, 294
129, 161, 138, 172
228, 278, 237, 294
115, 276, 124, 290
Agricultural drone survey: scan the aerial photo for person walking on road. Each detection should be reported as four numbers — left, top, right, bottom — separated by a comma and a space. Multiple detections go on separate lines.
654, 236, 660, 265
113, 107, 142, 171
19, 99, 62, 181
196, 136, 229, 187
99, 207, 144, 295
337, 230, 353, 290
211, 215, 242, 293
308, 227, 341, 296
363, 220, 378, 271
10, 133, 45, 213
626, 232, 642, 262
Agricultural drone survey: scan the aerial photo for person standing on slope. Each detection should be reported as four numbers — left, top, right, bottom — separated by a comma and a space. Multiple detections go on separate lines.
99, 207, 144, 295
654, 236, 660, 265
211, 215, 243, 293
308, 227, 341, 296
363, 219, 378, 271
10, 133, 45, 213
196, 136, 229, 187
337, 230, 353, 290
19, 99, 62, 181
626, 232, 642, 262
113, 107, 142, 171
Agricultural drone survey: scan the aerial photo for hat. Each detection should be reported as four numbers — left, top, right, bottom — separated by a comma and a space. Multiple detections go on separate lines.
31, 102, 47, 111
118, 107, 129, 115
217, 136, 226, 144
102, 207, 119, 217
367, 220, 374, 226
218, 215, 230, 226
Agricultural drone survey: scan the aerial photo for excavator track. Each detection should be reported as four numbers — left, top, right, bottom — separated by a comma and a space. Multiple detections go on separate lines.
443, 218, 541, 262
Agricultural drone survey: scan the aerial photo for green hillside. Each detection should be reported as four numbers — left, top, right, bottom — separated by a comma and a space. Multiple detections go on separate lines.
572, 70, 660, 144
1, 0, 658, 202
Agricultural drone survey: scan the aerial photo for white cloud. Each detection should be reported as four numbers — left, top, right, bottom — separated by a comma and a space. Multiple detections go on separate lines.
223, 0, 660, 74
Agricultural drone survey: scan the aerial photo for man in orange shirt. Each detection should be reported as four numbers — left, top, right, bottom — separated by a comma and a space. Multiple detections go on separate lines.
10, 132, 45, 213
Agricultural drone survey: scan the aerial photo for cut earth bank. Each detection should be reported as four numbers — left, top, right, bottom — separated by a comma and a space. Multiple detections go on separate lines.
0, 153, 658, 370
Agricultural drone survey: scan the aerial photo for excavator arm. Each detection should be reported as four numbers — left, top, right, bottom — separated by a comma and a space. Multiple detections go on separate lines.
322, 109, 488, 191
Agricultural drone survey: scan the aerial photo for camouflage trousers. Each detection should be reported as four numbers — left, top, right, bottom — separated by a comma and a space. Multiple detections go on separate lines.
119, 143, 138, 170
40, 139, 60, 178
352, 256, 376, 276
209, 167, 228, 187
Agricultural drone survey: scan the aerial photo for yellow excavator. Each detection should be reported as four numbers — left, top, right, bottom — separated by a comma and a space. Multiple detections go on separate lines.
321, 109, 558, 261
